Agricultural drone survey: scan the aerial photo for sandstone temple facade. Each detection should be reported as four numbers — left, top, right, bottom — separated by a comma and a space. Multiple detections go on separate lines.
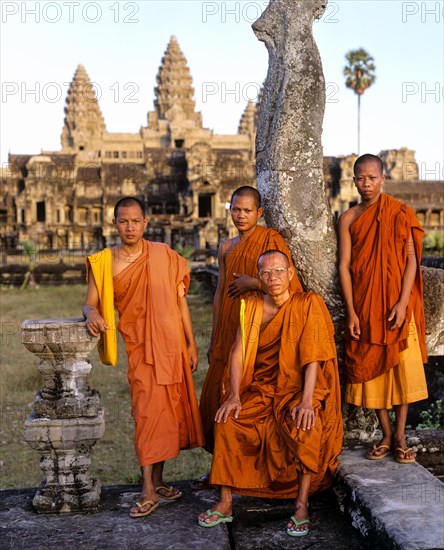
1, 36, 442, 253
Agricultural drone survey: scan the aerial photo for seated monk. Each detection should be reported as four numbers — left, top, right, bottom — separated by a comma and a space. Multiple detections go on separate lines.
197, 250, 342, 537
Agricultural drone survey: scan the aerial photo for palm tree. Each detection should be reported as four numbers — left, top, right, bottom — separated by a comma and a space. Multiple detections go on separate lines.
343, 49, 376, 155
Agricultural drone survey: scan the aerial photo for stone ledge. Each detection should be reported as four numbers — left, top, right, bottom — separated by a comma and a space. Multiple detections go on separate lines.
335, 448, 444, 550
0, 482, 231, 550
0, 481, 371, 549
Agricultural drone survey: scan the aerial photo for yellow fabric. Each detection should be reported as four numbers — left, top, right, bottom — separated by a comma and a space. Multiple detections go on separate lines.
346, 315, 428, 409
86, 249, 117, 366
240, 298, 246, 364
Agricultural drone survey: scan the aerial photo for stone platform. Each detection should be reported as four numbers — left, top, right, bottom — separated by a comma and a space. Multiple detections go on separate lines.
336, 448, 444, 550
1, 448, 443, 549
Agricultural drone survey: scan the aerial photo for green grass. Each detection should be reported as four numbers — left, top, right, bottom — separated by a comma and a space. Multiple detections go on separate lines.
0, 285, 213, 489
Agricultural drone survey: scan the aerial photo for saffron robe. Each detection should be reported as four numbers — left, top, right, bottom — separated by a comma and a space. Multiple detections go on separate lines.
210, 292, 342, 498
200, 226, 303, 452
345, 194, 427, 384
89, 240, 204, 466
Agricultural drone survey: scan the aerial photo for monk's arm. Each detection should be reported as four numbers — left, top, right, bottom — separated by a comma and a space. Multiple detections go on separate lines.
178, 295, 198, 372
83, 266, 108, 337
338, 213, 360, 340
215, 328, 243, 423
227, 273, 261, 298
208, 242, 228, 358
290, 361, 318, 431
388, 230, 417, 330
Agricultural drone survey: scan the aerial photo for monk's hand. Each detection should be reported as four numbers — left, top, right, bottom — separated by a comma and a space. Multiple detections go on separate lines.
188, 343, 198, 373
291, 401, 315, 431
227, 274, 259, 299
215, 395, 241, 424
347, 311, 361, 340
85, 310, 108, 337
388, 301, 407, 330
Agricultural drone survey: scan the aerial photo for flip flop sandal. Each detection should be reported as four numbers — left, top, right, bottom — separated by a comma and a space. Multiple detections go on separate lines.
198, 509, 233, 528
129, 499, 160, 518
366, 444, 391, 460
287, 516, 310, 537
155, 485, 183, 500
394, 447, 416, 464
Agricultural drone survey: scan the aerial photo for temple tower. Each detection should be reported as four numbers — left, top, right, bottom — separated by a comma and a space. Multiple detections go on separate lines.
148, 36, 202, 132
238, 100, 256, 136
61, 64, 106, 157
238, 100, 258, 156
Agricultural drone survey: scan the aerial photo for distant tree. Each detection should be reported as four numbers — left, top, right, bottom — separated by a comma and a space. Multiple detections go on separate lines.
343, 48, 376, 154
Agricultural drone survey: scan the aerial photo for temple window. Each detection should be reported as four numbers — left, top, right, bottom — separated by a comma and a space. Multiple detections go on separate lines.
430, 211, 440, 226
417, 211, 426, 224
36, 201, 46, 222
198, 193, 213, 217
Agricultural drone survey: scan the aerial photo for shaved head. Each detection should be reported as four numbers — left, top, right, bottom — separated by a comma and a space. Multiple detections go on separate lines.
354, 154, 384, 176
231, 186, 262, 209
258, 249, 289, 267
114, 196, 146, 218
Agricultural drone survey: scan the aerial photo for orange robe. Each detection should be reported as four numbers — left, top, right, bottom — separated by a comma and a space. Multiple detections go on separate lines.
105, 240, 203, 466
345, 194, 427, 384
200, 226, 303, 452
209, 292, 342, 498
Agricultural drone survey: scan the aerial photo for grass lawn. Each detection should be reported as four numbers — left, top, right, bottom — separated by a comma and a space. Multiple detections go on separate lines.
0, 285, 214, 490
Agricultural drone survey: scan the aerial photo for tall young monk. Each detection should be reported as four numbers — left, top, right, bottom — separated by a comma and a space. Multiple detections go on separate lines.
197, 250, 342, 537
338, 154, 428, 464
83, 197, 204, 518
199, 186, 303, 457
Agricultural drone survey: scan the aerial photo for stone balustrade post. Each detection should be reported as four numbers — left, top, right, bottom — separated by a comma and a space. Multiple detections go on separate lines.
21, 317, 105, 513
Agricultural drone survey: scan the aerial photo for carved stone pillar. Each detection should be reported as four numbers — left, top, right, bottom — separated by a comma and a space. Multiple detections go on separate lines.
22, 318, 104, 513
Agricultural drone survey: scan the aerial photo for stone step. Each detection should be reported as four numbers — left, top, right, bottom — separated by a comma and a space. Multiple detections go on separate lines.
335, 448, 444, 550
0, 481, 370, 549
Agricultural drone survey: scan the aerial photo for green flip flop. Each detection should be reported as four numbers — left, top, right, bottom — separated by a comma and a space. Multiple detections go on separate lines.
198, 509, 233, 528
287, 515, 310, 537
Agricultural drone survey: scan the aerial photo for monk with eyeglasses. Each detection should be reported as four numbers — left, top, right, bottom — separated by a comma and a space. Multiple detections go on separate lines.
196, 186, 302, 482
198, 250, 342, 538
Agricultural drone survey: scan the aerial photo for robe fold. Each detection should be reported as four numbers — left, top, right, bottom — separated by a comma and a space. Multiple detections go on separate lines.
88, 240, 204, 466
210, 292, 342, 498
200, 226, 303, 452
345, 193, 427, 384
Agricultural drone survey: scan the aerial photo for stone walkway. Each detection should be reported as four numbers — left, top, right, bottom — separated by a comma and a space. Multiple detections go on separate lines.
1, 482, 368, 549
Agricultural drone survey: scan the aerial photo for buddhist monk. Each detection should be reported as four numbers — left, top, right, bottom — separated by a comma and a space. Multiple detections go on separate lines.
194, 186, 303, 489
338, 154, 428, 464
83, 197, 204, 518
198, 250, 342, 537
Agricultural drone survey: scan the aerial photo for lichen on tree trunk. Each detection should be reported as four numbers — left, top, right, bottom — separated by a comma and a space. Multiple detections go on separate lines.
253, 0, 342, 322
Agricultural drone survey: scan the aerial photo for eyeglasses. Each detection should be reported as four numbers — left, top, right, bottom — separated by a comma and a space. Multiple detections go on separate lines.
258, 267, 289, 281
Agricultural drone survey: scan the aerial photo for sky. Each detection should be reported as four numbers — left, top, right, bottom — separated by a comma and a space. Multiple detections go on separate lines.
1, 0, 443, 180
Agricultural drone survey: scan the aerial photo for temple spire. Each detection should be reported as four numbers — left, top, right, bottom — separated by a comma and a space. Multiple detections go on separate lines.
238, 100, 257, 135
153, 36, 202, 127
61, 64, 106, 153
